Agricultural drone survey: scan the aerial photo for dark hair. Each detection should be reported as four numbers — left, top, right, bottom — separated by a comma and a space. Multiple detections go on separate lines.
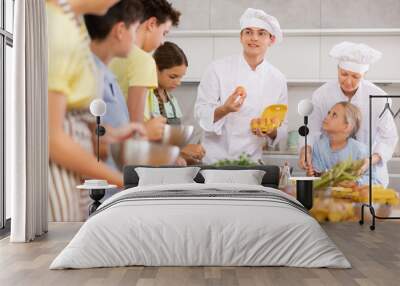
84, 0, 144, 40
153, 41, 188, 71
139, 0, 181, 26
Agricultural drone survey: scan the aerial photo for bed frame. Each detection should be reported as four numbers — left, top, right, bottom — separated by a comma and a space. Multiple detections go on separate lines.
123, 165, 281, 189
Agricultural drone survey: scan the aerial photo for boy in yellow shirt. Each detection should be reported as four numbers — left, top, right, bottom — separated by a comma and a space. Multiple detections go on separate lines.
110, 0, 181, 141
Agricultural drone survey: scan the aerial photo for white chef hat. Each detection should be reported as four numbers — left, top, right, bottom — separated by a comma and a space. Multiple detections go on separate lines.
329, 41, 382, 74
239, 8, 283, 44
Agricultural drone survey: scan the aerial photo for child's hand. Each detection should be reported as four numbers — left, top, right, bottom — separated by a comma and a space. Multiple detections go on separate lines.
359, 158, 369, 175
298, 145, 312, 170
175, 156, 187, 166
180, 144, 206, 164
359, 154, 381, 175
144, 116, 167, 141
103, 122, 147, 144
306, 162, 315, 177
337, 180, 357, 188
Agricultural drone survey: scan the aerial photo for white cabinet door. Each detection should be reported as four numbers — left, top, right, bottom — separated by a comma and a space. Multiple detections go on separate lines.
211, 36, 322, 81
169, 31, 400, 83
213, 37, 241, 59
166, 37, 213, 82
266, 36, 320, 80
320, 36, 400, 81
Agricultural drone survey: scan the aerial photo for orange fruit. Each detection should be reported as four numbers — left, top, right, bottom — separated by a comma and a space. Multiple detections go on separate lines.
235, 86, 246, 97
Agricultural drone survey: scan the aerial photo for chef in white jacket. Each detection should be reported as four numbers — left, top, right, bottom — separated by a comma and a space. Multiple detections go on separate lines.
195, 8, 288, 164
299, 42, 398, 187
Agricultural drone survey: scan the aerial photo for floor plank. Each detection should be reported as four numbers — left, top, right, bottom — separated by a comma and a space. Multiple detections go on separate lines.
0, 222, 399, 286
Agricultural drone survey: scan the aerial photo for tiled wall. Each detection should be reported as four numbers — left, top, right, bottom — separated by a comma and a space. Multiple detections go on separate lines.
171, 0, 400, 30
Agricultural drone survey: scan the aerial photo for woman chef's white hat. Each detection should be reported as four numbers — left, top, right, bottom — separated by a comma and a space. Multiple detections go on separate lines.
329, 41, 382, 74
240, 8, 283, 44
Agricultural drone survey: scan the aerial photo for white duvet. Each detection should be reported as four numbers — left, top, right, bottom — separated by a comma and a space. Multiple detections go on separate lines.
50, 183, 351, 269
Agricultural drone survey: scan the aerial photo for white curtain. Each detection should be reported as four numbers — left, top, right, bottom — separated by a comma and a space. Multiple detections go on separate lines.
7, 0, 48, 242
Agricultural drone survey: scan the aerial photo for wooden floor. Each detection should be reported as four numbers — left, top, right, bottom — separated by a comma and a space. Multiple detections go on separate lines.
1, 222, 400, 286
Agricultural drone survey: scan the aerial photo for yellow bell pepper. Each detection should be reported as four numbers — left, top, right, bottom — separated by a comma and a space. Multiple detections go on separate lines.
250, 104, 288, 133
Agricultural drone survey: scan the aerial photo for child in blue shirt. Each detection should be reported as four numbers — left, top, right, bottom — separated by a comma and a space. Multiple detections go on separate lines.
307, 101, 382, 185
84, 1, 146, 171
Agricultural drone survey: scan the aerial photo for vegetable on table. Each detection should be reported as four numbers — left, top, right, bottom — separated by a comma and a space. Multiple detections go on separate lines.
213, 153, 259, 167
313, 158, 364, 190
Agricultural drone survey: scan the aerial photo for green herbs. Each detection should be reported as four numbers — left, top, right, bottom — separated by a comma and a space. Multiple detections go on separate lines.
313, 158, 364, 190
213, 154, 259, 167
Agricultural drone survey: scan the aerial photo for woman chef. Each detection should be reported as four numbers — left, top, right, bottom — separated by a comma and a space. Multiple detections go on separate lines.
194, 8, 288, 164
299, 42, 398, 187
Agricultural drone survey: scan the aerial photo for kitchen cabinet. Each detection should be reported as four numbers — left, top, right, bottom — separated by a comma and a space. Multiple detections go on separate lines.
168, 29, 400, 84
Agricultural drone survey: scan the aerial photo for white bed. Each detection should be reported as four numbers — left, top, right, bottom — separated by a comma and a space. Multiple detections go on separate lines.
50, 183, 351, 269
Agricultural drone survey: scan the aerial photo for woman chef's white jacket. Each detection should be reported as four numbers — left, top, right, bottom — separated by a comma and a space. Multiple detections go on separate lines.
306, 80, 398, 187
195, 54, 288, 164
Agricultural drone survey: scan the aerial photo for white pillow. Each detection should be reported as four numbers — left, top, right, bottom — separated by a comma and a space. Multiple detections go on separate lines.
135, 167, 201, 186
200, 169, 266, 185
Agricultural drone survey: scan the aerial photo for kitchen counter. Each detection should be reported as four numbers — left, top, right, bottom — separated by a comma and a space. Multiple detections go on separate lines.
263, 150, 298, 155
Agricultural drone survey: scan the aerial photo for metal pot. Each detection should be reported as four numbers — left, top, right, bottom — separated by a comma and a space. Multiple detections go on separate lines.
124, 139, 180, 166
162, 124, 194, 147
